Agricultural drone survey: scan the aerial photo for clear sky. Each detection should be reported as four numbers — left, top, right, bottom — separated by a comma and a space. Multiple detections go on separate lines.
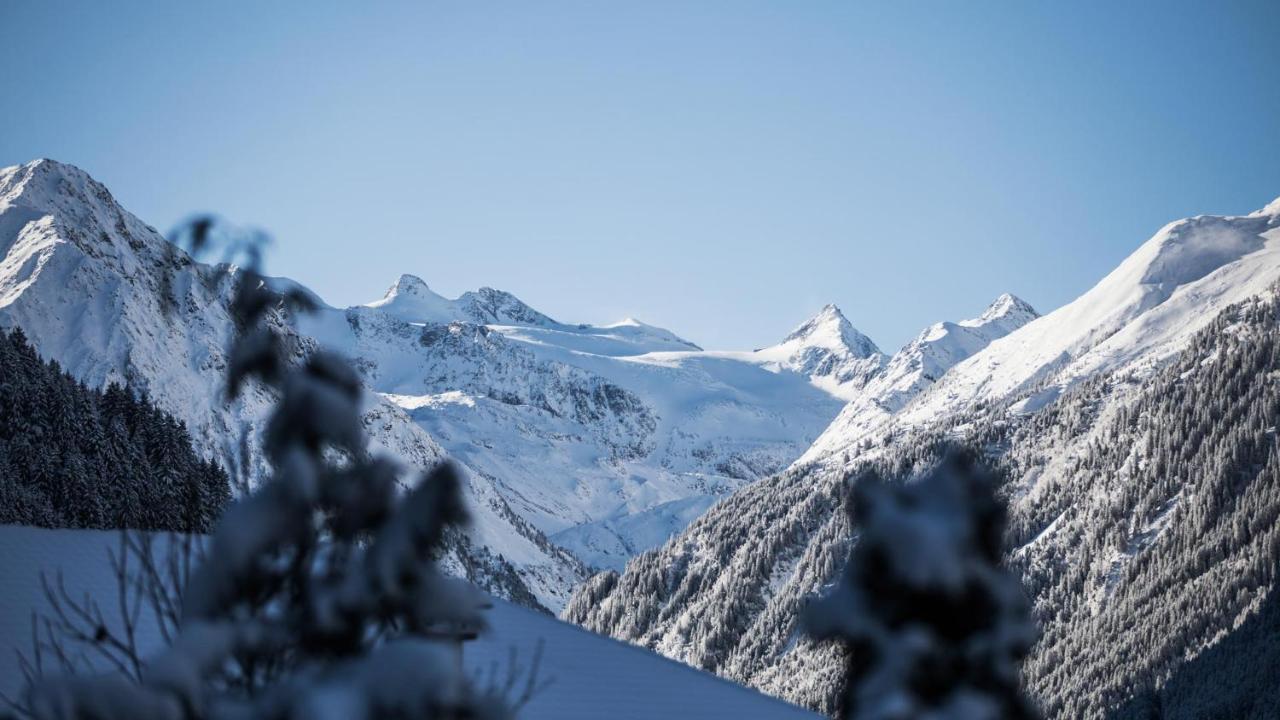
2, 2, 1278, 351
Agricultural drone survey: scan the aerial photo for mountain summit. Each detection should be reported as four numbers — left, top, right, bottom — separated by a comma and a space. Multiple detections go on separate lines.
778, 303, 881, 358
966, 292, 1038, 329
797, 292, 1040, 459
870, 292, 1039, 412
751, 304, 886, 398
366, 274, 558, 327
383, 272, 434, 299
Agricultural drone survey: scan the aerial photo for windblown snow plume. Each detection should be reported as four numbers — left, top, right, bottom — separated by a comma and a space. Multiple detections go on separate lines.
805, 455, 1037, 720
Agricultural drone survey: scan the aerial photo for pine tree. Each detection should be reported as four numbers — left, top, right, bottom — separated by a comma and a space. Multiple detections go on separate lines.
21, 220, 523, 719
805, 453, 1038, 720
0, 328, 232, 532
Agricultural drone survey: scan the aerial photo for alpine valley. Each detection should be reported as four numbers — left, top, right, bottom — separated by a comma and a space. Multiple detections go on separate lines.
0, 159, 1035, 612
5, 158, 1280, 717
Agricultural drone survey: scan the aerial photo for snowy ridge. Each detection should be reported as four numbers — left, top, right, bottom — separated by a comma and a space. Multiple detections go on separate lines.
894, 201, 1280, 428
750, 304, 887, 399
866, 292, 1037, 412
368, 273, 560, 329
368, 273, 701, 355
801, 292, 1038, 460
804, 200, 1280, 463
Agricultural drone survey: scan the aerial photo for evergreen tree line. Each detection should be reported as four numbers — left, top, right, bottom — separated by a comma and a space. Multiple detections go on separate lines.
999, 292, 1280, 718
0, 326, 231, 532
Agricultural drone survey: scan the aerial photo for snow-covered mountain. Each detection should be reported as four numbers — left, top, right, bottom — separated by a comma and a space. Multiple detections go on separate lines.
800, 202, 1280, 465
0, 159, 588, 609
889, 206, 1280, 444
875, 292, 1039, 411
4, 158, 979, 611
801, 292, 1039, 461
297, 283, 873, 576
368, 273, 559, 328
567, 196, 1280, 716
749, 303, 886, 399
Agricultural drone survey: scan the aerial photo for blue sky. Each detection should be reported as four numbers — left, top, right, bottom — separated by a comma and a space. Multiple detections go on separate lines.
2, 2, 1278, 350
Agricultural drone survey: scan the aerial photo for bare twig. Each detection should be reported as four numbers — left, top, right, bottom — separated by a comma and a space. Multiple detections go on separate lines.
477, 639, 555, 712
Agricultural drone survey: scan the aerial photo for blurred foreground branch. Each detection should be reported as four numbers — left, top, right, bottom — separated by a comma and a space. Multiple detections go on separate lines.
806, 453, 1039, 720
8, 218, 545, 720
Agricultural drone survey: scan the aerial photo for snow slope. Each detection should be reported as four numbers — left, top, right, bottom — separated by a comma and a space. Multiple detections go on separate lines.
0, 524, 819, 719
367, 273, 702, 355
901, 207, 1280, 425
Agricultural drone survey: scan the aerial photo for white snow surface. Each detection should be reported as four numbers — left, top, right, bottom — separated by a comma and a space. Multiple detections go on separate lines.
746, 303, 887, 400
0, 524, 819, 719
367, 273, 702, 355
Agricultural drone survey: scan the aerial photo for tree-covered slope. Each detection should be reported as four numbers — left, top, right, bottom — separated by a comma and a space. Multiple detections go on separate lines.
1008, 290, 1280, 717
569, 289, 1280, 718
0, 327, 230, 532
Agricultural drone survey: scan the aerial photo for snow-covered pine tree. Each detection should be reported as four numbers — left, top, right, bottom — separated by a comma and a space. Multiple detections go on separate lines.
805, 453, 1038, 720
19, 220, 525, 720
0, 328, 231, 532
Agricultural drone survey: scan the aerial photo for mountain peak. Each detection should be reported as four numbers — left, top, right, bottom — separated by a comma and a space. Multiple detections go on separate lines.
782, 304, 846, 343
364, 273, 454, 320
0, 158, 172, 271
781, 304, 880, 358
456, 286, 557, 327
26, 157, 76, 175
967, 293, 1039, 327
388, 273, 432, 297
5, 157, 72, 178
2, 158, 97, 207
364, 275, 560, 328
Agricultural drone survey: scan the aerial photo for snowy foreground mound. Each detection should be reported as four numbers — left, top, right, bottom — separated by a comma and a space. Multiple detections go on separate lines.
0, 525, 817, 720
0, 158, 1036, 610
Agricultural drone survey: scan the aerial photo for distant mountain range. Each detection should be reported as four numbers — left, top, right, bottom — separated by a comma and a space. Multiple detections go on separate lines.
0, 158, 1033, 611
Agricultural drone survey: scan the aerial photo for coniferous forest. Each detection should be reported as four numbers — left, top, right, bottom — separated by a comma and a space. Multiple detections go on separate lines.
0, 327, 231, 532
